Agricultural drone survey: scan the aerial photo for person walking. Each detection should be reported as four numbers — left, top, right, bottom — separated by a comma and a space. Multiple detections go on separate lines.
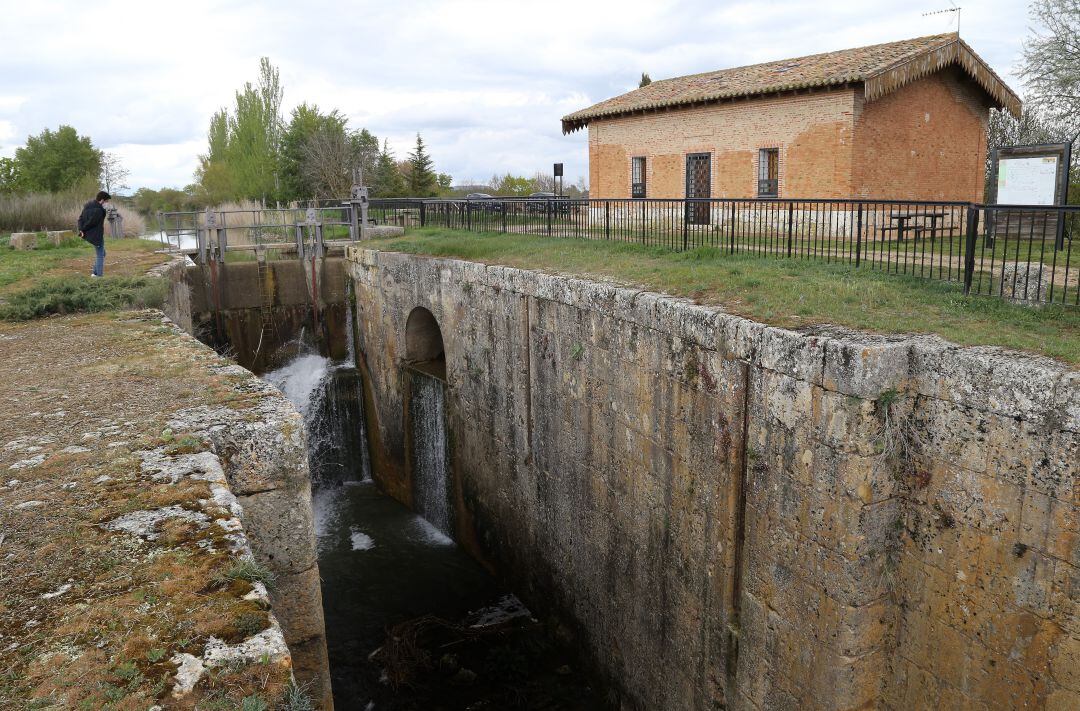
78, 190, 110, 277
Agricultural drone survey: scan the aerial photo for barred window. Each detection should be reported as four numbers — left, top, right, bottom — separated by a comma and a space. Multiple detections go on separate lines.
632, 157, 646, 198
758, 148, 779, 197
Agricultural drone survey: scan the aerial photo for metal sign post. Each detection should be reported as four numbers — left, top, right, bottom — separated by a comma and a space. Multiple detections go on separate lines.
554, 162, 564, 198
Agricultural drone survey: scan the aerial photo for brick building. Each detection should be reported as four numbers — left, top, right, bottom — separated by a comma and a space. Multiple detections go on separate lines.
563, 34, 1020, 202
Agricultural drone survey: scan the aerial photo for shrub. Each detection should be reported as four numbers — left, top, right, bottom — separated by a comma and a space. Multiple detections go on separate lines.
214, 558, 277, 587
0, 276, 166, 320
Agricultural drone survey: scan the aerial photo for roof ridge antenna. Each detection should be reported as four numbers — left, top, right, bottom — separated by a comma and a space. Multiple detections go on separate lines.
923, 5, 961, 35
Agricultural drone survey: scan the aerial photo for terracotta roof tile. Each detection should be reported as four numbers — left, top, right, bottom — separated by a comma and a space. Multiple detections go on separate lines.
562, 34, 1020, 132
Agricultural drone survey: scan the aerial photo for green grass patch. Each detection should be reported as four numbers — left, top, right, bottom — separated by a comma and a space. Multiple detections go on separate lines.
369, 228, 1080, 364
214, 558, 276, 587
0, 276, 167, 320
1, 236, 164, 293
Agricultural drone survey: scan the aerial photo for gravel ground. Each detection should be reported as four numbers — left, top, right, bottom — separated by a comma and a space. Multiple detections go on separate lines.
0, 311, 297, 710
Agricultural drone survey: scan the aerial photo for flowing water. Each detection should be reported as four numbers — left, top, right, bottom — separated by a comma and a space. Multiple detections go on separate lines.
408, 370, 452, 537
212, 292, 608, 709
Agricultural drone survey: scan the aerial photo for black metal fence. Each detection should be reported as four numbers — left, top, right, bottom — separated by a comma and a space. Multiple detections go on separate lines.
367, 197, 1079, 306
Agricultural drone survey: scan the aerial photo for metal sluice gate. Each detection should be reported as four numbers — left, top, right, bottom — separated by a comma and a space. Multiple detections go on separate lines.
158, 184, 371, 264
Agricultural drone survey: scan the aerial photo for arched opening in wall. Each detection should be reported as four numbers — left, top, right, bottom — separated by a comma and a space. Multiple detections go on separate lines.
405, 306, 446, 381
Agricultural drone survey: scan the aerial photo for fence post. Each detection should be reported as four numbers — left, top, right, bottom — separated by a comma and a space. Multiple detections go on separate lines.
729, 202, 736, 254
466, 201, 472, 231
963, 204, 980, 295
546, 199, 553, 236
501, 201, 507, 233
682, 200, 689, 251
786, 202, 794, 257
605, 201, 611, 240
855, 204, 863, 268
640, 201, 646, 244
420, 201, 426, 228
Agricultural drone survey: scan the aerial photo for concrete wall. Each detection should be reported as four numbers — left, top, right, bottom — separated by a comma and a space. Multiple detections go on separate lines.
163, 265, 333, 708
165, 259, 352, 372
347, 247, 1078, 710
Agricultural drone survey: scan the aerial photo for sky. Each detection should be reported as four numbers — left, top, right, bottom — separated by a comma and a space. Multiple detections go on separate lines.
0, 0, 1037, 191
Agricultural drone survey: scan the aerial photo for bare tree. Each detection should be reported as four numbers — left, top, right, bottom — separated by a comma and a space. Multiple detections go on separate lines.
984, 106, 1067, 192
1019, 0, 1080, 134
100, 152, 130, 194
300, 124, 355, 198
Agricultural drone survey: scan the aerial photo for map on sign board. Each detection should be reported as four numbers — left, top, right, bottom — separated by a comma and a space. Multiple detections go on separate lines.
996, 156, 1059, 205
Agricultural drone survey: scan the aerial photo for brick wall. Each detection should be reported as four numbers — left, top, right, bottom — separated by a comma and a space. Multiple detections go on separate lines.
585, 67, 993, 202
852, 66, 992, 202
587, 89, 858, 199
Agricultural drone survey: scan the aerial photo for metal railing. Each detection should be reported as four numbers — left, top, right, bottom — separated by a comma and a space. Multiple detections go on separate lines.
366, 196, 1079, 306
160, 197, 1078, 306
157, 204, 355, 257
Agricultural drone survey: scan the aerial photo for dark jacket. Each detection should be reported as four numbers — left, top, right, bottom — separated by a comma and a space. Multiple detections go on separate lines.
78, 200, 106, 246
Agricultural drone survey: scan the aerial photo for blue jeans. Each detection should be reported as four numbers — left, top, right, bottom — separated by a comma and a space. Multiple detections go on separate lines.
93, 243, 105, 276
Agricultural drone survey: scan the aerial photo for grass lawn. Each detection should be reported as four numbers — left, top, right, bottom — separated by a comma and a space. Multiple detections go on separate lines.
0, 234, 172, 319
0, 233, 170, 296
369, 228, 1080, 365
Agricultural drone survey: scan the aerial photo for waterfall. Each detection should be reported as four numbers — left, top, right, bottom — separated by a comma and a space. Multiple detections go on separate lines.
409, 370, 452, 538
265, 351, 372, 485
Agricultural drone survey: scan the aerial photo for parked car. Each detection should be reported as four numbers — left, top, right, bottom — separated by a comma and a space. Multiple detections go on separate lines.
526, 192, 573, 214
465, 193, 503, 212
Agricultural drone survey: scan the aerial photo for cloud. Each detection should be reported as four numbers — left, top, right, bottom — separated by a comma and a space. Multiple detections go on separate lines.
0, 0, 1031, 189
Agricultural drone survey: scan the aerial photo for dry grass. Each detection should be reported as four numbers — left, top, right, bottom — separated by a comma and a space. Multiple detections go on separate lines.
0, 312, 293, 709
0, 192, 146, 237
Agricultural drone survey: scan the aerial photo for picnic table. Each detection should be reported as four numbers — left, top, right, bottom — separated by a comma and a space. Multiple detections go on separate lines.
887, 210, 947, 242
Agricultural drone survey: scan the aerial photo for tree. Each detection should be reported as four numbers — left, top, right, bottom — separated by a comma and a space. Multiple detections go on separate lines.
406, 133, 438, 197
229, 57, 283, 201
372, 139, 406, 198
14, 125, 101, 193
300, 119, 356, 198
195, 57, 283, 204
0, 157, 21, 194
639, 72, 652, 88
1019, 0, 1080, 134
280, 103, 329, 199
984, 106, 1066, 194
100, 152, 130, 194
987, 106, 1062, 153
489, 173, 533, 196
353, 129, 381, 186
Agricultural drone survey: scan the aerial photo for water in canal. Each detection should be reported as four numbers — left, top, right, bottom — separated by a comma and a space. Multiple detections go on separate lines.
262, 339, 606, 710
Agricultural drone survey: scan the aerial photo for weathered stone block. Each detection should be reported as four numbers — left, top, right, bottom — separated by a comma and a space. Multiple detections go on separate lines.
46, 230, 74, 245
270, 565, 327, 644
236, 488, 318, 574
822, 333, 910, 398
1001, 261, 1053, 302
10, 232, 36, 249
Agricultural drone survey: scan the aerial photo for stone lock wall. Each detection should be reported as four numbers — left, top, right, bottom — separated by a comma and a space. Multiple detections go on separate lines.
346, 247, 1077, 710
